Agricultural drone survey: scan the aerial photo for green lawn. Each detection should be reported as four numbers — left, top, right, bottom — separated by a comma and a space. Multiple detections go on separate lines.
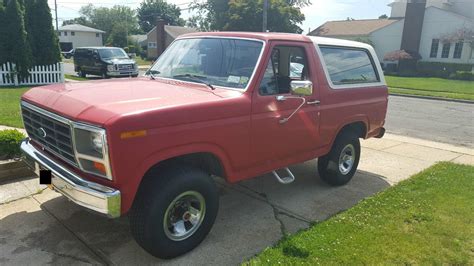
0, 87, 29, 128
134, 57, 153, 67
249, 162, 474, 265
386, 76, 474, 101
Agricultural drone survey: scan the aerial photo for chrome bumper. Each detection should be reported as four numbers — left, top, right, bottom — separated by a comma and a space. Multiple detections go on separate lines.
20, 138, 121, 218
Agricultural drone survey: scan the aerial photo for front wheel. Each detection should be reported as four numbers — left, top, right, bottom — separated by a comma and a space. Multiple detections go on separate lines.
318, 131, 360, 186
77, 69, 86, 78
129, 166, 219, 259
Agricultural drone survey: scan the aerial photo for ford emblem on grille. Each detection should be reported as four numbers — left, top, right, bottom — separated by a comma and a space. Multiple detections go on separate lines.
37, 127, 47, 138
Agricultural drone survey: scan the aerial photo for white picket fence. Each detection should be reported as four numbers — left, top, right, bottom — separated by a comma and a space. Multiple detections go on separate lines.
0, 62, 64, 86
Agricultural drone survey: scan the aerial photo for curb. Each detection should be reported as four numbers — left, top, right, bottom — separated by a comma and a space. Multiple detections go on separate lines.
0, 160, 34, 182
389, 93, 474, 104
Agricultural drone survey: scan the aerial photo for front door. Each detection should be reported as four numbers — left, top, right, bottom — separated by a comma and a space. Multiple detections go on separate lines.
250, 42, 321, 166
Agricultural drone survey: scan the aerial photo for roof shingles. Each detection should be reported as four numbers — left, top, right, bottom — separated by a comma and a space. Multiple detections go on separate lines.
309, 19, 400, 37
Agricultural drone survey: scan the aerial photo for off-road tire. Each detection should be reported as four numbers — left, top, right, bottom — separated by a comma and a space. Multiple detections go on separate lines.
129, 165, 219, 259
318, 131, 360, 186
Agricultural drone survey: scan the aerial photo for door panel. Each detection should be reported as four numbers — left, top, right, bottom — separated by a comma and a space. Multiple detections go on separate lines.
250, 41, 321, 167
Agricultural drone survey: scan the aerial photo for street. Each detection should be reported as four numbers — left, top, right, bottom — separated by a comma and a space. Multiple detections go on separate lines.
386, 96, 474, 148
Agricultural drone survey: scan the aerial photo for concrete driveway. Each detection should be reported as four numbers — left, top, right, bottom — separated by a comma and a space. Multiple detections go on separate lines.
1, 134, 473, 265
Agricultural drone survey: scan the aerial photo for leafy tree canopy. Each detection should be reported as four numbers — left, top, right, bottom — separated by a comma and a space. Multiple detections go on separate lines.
65, 4, 141, 40
137, 0, 184, 33
107, 23, 128, 47
25, 0, 60, 65
191, 0, 308, 33
3, 0, 32, 78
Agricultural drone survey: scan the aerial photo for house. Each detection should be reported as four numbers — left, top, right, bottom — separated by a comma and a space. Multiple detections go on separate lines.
129, 34, 147, 50
309, 0, 474, 67
146, 20, 197, 59
58, 24, 105, 52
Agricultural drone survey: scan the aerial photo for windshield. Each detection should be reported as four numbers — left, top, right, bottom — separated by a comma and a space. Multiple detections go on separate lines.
99, 48, 128, 59
148, 38, 264, 89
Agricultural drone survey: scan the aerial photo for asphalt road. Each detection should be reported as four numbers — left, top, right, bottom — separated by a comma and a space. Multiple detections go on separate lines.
385, 95, 474, 148
63, 62, 473, 148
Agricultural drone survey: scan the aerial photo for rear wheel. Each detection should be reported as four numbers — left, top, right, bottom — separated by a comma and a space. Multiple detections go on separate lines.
129, 165, 219, 259
318, 131, 360, 186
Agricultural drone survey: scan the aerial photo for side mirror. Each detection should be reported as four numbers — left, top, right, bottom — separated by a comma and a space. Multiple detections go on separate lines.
290, 80, 313, 96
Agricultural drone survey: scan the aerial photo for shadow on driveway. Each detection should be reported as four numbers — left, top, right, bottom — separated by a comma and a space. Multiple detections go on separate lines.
0, 159, 390, 265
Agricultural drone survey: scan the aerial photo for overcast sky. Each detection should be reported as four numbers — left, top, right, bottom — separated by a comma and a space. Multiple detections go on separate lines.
47, 0, 393, 33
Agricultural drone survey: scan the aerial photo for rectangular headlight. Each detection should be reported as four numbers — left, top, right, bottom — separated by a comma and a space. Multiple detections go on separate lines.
72, 123, 112, 180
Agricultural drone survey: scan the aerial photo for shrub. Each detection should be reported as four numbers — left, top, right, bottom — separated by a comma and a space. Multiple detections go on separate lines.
0, 129, 25, 160
417, 61, 473, 78
449, 71, 474, 81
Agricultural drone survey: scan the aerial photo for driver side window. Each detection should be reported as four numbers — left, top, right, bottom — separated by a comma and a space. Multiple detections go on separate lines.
259, 46, 309, 95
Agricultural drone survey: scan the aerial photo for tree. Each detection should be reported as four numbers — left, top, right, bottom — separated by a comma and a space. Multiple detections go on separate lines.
24, 0, 60, 65
69, 4, 140, 40
107, 23, 128, 47
4, 0, 32, 79
137, 0, 184, 33
0, 2, 6, 64
191, 0, 306, 33
379, 14, 388, 19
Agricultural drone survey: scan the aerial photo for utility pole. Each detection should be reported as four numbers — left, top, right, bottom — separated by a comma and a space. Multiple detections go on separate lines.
262, 0, 268, 32
54, 0, 59, 31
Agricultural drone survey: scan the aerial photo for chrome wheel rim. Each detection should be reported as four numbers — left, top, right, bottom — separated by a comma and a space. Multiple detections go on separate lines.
163, 191, 206, 241
338, 144, 355, 175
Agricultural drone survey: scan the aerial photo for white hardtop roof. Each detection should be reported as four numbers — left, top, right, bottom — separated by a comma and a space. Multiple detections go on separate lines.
307, 36, 373, 50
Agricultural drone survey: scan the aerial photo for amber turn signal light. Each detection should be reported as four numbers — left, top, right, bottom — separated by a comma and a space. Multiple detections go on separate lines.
120, 130, 147, 139
93, 161, 107, 174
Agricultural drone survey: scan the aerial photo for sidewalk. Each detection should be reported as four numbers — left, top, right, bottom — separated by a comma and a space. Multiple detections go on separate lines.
0, 134, 472, 265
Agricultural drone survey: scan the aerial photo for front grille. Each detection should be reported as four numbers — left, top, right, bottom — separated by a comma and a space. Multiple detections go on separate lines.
118, 64, 133, 70
22, 103, 77, 166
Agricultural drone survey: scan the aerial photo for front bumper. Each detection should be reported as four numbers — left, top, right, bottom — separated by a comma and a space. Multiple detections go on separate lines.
106, 69, 139, 77
20, 138, 121, 218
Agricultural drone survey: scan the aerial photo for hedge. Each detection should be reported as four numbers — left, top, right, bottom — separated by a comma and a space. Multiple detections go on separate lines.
0, 129, 25, 160
416, 61, 473, 79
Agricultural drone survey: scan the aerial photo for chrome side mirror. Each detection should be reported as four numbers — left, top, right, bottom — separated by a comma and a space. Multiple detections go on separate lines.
290, 80, 313, 96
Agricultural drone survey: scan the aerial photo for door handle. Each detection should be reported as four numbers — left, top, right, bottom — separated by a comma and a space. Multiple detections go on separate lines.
307, 99, 320, 105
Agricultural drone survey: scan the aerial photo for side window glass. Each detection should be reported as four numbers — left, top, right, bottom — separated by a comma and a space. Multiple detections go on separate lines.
259, 46, 309, 96
319, 46, 379, 85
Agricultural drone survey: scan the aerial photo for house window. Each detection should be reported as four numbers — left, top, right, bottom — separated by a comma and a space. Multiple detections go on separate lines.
71, 31, 75, 36
441, 42, 451, 58
96, 33, 100, 37
64, 31, 68, 36
453, 40, 463, 59
148, 42, 157, 48
429, 39, 439, 58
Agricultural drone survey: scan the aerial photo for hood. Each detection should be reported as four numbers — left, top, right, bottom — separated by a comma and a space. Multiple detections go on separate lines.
104, 58, 136, 65
22, 77, 242, 126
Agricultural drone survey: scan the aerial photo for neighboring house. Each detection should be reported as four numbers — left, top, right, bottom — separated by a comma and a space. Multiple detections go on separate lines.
309, 0, 474, 67
146, 21, 197, 59
129, 34, 147, 50
58, 24, 105, 52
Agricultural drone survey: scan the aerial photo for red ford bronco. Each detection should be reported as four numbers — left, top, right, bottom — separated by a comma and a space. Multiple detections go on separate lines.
20, 32, 388, 259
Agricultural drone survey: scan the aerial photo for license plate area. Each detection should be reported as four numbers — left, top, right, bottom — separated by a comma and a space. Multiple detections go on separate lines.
39, 169, 52, 185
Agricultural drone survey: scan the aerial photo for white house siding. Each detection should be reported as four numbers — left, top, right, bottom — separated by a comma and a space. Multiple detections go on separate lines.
419, 7, 474, 64
58, 31, 103, 49
370, 19, 404, 63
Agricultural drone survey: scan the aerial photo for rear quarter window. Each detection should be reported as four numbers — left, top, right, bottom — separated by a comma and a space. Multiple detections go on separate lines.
319, 46, 380, 87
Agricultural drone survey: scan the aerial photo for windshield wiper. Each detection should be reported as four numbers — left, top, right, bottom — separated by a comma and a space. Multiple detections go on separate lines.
147, 70, 160, 80
173, 74, 215, 90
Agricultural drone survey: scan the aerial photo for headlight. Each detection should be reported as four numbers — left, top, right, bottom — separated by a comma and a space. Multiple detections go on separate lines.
107, 64, 114, 71
72, 123, 112, 180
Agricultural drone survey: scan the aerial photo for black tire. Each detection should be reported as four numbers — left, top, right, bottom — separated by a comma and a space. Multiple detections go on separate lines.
78, 69, 86, 78
318, 131, 360, 186
101, 71, 109, 79
132, 74, 138, 77
129, 165, 219, 259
